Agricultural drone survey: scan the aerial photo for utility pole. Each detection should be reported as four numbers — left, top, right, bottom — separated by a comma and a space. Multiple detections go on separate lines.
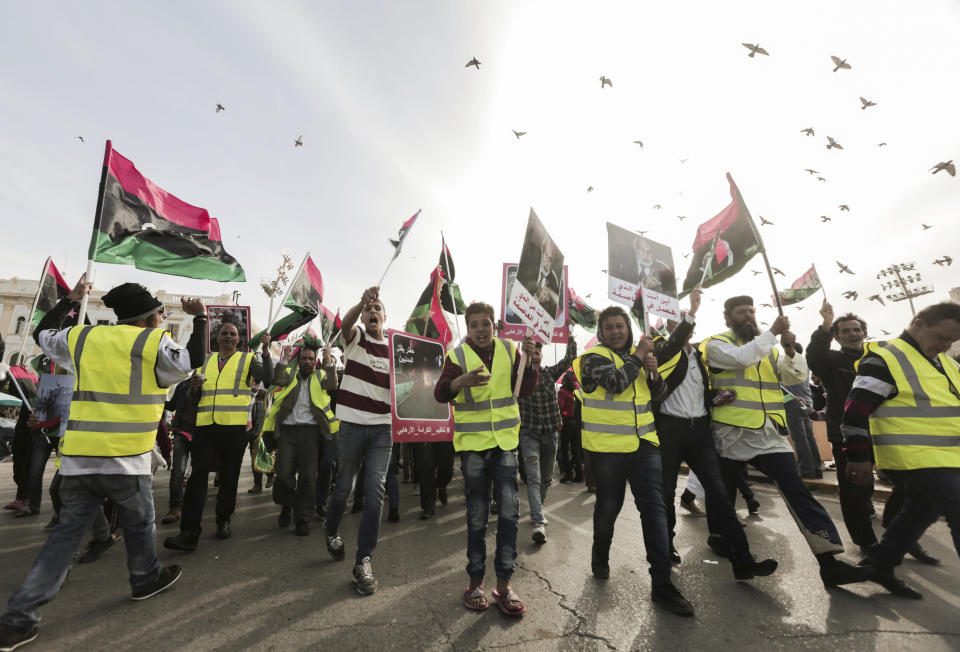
877, 262, 933, 317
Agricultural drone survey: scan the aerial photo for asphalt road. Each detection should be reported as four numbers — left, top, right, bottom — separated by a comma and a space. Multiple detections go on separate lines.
1, 458, 957, 651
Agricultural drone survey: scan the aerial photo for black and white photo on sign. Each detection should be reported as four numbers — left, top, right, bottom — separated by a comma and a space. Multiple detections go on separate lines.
508, 208, 564, 343
502, 264, 523, 325
206, 305, 252, 353
606, 222, 678, 307
391, 332, 450, 421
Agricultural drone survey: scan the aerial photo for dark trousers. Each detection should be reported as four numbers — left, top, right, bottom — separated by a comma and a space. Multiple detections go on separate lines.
28, 435, 57, 510
881, 474, 908, 529
412, 441, 455, 511
558, 420, 583, 478
273, 424, 322, 521
831, 443, 878, 548
869, 468, 960, 570
315, 432, 337, 513
719, 452, 844, 555
248, 431, 263, 487
12, 424, 32, 501
657, 415, 750, 558
587, 442, 671, 585
179, 424, 248, 538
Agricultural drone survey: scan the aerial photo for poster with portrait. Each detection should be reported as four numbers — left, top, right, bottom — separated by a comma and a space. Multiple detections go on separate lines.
606, 222, 680, 321
387, 329, 453, 442
35, 373, 74, 439
206, 305, 252, 353
501, 263, 569, 343
507, 208, 565, 343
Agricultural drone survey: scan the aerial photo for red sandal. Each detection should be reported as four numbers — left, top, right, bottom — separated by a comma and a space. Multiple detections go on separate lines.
464, 585, 489, 611
491, 587, 526, 616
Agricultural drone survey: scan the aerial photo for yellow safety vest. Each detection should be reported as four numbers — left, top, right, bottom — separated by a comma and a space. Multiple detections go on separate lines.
197, 351, 255, 426
572, 345, 659, 453
657, 350, 684, 381
263, 369, 340, 435
868, 338, 960, 470
63, 325, 167, 457
700, 332, 786, 429
448, 338, 521, 452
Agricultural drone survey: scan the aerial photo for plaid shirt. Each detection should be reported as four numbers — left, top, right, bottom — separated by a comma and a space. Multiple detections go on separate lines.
518, 345, 576, 433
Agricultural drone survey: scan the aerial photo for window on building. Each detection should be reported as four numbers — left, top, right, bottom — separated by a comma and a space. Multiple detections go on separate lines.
15, 316, 26, 335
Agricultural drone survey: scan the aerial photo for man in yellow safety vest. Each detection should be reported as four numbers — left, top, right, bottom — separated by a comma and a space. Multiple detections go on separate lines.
0, 278, 207, 650
842, 302, 960, 599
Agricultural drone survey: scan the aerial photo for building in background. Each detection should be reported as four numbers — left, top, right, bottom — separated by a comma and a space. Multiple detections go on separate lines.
950, 287, 960, 360
0, 277, 233, 365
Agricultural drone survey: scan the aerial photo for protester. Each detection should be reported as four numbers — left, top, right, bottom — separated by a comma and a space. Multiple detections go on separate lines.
574, 304, 694, 615
435, 301, 537, 615
164, 321, 273, 551
323, 286, 393, 595
3, 373, 36, 513
778, 332, 823, 479
842, 302, 960, 598
0, 277, 206, 651
517, 336, 576, 543
265, 344, 338, 536
556, 371, 582, 483
653, 289, 778, 579
700, 296, 873, 588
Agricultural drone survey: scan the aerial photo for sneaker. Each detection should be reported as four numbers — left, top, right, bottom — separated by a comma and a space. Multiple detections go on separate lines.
278, 506, 293, 529
0, 624, 39, 651
820, 557, 875, 588
907, 542, 941, 566
746, 498, 760, 514
325, 534, 345, 560
43, 515, 60, 531
163, 533, 198, 552
591, 545, 609, 579
3, 499, 26, 511
131, 565, 183, 601
77, 537, 116, 564
732, 555, 778, 581
352, 556, 379, 595
651, 581, 694, 616
532, 524, 546, 544
679, 497, 705, 516
294, 519, 310, 537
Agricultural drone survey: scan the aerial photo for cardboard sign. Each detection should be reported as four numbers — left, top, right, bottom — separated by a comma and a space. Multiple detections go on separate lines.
35, 373, 74, 439
508, 209, 565, 343
501, 263, 569, 342
207, 305, 252, 353
388, 329, 453, 443
606, 223, 679, 321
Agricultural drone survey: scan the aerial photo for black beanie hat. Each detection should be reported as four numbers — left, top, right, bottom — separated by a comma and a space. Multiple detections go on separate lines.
723, 295, 754, 313
102, 283, 163, 324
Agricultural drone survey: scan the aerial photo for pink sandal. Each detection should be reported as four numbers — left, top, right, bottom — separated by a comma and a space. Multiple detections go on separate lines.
491, 587, 526, 616
464, 585, 489, 611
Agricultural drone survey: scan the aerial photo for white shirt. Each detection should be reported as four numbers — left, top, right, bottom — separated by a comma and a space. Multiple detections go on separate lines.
778, 350, 810, 388
38, 326, 193, 476
282, 376, 317, 426
660, 344, 708, 418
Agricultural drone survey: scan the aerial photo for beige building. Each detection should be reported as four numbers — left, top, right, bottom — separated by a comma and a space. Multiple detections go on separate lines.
0, 277, 233, 365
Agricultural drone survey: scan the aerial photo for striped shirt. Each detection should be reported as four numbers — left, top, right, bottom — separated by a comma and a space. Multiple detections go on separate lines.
335, 328, 391, 425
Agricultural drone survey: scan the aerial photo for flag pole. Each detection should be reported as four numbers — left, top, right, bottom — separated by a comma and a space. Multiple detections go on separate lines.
440, 231, 462, 339
78, 140, 112, 327
376, 256, 397, 288
698, 231, 721, 288
737, 179, 783, 316
273, 252, 308, 327
17, 257, 51, 366
813, 262, 827, 301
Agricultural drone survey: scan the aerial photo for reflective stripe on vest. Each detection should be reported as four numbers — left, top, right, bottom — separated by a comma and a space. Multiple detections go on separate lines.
572, 345, 659, 453
657, 350, 683, 381
448, 338, 521, 452
197, 351, 254, 426
868, 338, 960, 470
63, 325, 167, 457
263, 369, 340, 434
701, 332, 786, 429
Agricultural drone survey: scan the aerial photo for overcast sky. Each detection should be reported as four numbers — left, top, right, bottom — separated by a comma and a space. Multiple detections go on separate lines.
2, 1, 958, 356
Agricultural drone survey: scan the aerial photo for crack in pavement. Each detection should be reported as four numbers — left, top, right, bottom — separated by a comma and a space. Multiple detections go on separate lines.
515, 560, 617, 650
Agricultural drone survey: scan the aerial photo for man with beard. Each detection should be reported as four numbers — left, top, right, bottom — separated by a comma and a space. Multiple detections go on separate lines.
700, 296, 874, 589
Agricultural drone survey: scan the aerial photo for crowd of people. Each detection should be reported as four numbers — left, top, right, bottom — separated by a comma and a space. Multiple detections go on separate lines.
1, 273, 959, 650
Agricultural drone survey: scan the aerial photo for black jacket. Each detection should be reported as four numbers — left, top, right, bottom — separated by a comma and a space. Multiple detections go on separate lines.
805, 326, 863, 444
652, 317, 713, 415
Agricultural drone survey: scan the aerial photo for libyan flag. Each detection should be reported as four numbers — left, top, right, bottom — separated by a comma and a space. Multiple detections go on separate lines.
778, 265, 822, 306
31, 257, 70, 326
249, 254, 329, 349
89, 140, 245, 282
681, 173, 763, 295
405, 266, 453, 344
566, 285, 597, 332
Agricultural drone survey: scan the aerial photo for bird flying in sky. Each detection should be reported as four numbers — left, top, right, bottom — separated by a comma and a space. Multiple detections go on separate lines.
839, 204, 850, 211
759, 216, 773, 225
752, 270, 762, 276
677, 215, 687, 221
831, 55, 852, 72
837, 261, 854, 274
772, 267, 785, 276
868, 294, 886, 306
75, 136, 84, 143
859, 97, 876, 110
633, 140, 644, 147
635, 230, 649, 236
816, 177, 827, 182
742, 43, 769, 57
881, 329, 891, 336
842, 290, 858, 300
512, 130, 526, 139
760, 303, 773, 308
820, 216, 832, 223
587, 186, 594, 193
801, 127, 815, 136
600, 76, 612, 88
930, 160, 956, 176
805, 169, 819, 175
216, 103, 225, 112
826, 136, 843, 150
922, 223, 933, 230
466, 57, 481, 69
878, 142, 887, 147
294, 135, 303, 147
652, 204, 662, 209
934, 256, 953, 266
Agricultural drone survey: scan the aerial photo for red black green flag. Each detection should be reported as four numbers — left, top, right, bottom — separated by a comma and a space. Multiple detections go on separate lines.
249, 255, 329, 349
405, 266, 453, 344
566, 285, 598, 332
30, 257, 70, 326
89, 141, 245, 282
389, 210, 421, 260
777, 265, 822, 306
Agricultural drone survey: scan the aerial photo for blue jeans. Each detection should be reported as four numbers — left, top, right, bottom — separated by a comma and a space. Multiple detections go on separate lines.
868, 468, 960, 571
324, 422, 393, 564
1, 474, 160, 630
519, 428, 557, 523
588, 442, 672, 584
460, 448, 520, 581
784, 393, 821, 476
28, 435, 57, 510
